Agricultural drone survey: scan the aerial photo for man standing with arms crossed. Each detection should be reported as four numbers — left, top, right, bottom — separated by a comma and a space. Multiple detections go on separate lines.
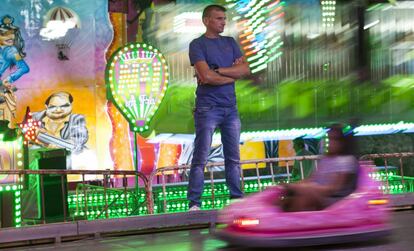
187, 4, 250, 211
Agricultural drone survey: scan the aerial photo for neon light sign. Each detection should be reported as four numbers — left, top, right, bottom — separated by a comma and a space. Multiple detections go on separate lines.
105, 43, 169, 132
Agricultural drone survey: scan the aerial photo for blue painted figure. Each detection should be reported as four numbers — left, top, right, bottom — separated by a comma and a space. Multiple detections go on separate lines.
0, 15, 29, 123
187, 4, 251, 211
0, 15, 29, 90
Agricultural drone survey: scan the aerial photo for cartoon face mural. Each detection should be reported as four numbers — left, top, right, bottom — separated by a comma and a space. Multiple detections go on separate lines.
45, 92, 73, 120
1, 0, 113, 174
31, 91, 88, 155
0, 29, 15, 46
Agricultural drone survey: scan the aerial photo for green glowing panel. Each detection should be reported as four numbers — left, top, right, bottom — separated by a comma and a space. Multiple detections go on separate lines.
106, 43, 169, 132
67, 172, 414, 216
0, 136, 24, 189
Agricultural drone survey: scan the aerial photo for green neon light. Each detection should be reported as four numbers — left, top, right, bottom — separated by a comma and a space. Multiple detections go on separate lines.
13, 191, 22, 227
105, 42, 169, 132
321, 0, 336, 27
0, 185, 20, 192
66, 169, 412, 216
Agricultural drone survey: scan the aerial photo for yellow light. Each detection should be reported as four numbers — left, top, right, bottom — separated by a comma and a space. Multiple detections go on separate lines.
368, 199, 388, 205
233, 218, 259, 227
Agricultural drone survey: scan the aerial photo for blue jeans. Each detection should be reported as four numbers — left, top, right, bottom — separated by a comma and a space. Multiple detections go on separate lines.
187, 105, 243, 208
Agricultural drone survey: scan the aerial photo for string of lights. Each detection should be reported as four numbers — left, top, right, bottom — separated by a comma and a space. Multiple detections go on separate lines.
321, 0, 336, 27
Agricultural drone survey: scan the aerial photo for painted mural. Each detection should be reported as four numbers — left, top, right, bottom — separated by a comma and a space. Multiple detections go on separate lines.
0, 0, 114, 173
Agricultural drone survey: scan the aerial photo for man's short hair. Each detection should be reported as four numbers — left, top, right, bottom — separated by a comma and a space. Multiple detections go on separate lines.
202, 4, 226, 19
45, 91, 73, 105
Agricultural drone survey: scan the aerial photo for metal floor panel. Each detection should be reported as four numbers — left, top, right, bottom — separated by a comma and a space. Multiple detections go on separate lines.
0, 210, 218, 246
6, 210, 414, 251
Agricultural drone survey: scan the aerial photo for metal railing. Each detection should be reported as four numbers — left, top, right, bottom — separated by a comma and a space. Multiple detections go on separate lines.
360, 152, 414, 194
148, 155, 322, 213
0, 152, 413, 227
150, 153, 414, 213
0, 169, 153, 225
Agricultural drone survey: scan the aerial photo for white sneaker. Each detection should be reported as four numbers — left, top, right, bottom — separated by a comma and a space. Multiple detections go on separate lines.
189, 205, 201, 211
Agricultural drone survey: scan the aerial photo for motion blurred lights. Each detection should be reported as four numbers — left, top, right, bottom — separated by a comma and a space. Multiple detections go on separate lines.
173, 12, 203, 34
224, 127, 326, 143
321, 0, 336, 28
227, 0, 285, 74
148, 121, 414, 145
353, 121, 414, 136
364, 20, 380, 30
105, 42, 169, 132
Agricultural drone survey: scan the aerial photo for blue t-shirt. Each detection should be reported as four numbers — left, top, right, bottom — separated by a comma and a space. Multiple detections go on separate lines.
311, 155, 359, 198
189, 35, 242, 107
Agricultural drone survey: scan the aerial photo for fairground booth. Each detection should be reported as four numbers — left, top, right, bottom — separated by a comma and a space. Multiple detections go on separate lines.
0, 0, 413, 230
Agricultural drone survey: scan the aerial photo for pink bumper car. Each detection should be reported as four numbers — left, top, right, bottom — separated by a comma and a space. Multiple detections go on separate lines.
215, 165, 392, 247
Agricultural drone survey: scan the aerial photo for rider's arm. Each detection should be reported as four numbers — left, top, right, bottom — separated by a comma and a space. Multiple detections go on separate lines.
307, 172, 355, 197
